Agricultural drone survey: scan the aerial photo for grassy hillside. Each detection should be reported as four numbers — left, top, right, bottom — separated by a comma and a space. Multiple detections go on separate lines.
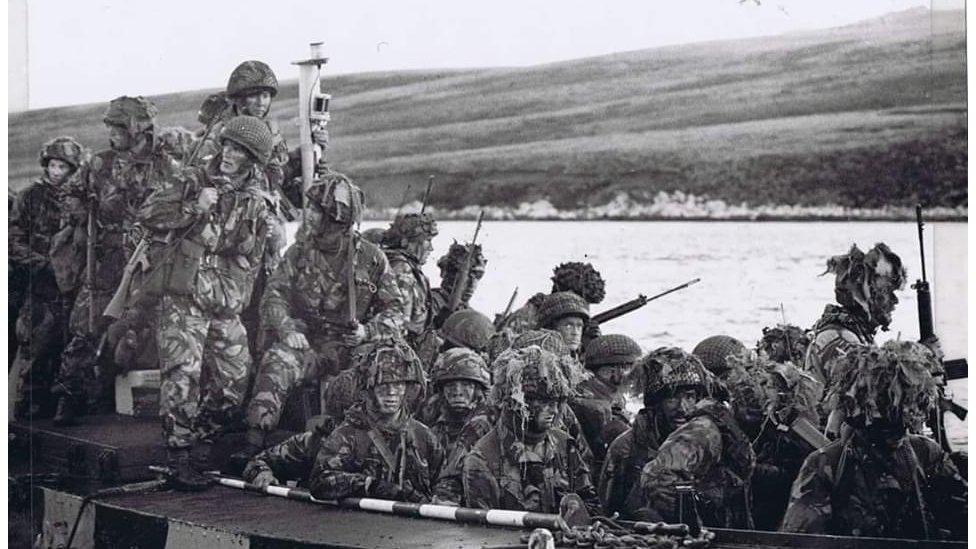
8, 8, 966, 216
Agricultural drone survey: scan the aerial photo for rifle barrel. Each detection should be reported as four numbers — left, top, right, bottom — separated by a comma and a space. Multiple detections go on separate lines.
646, 277, 700, 301
916, 204, 927, 283
471, 210, 485, 244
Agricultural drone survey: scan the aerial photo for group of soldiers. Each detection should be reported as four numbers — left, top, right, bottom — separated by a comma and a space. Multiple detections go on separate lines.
9, 58, 967, 541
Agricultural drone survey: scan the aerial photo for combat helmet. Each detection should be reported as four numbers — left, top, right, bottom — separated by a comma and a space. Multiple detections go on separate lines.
757, 324, 811, 365
634, 347, 710, 407
305, 172, 366, 227
103, 96, 158, 133
692, 335, 748, 376
509, 329, 590, 389
437, 241, 487, 277
491, 346, 574, 416
537, 291, 590, 329
441, 309, 495, 352
431, 348, 490, 391
551, 262, 606, 304
219, 115, 274, 165
39, 136, 87, 170
226, 60, 279, 98
382, 213, 438, 248
354, 339, 426, 394
584, 334, 642, 370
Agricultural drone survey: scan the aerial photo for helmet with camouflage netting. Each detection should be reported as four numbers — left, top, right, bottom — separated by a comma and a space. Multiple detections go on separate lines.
305, 171, 366, 227
537, 291, 590, 329
442, 309, 495, 352
219, 115, 274, 165
39, 136, 87, 170
437, 241, 487, 277
226, 60, 279, 98
693, 335, 748, 376
353, 338, 427, 397
632, 347, 711, 407
584, 334, 642, 370
382, 213, 438, 248
551, 262, 606, 304
103, 96, 158, 133
491, 346, 574, 417
431, 348, 491, 391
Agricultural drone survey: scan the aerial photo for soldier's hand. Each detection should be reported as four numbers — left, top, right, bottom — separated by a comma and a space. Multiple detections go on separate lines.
341, 324, 366, 347
251, 470, 279, 489
196, 187, 219, 212
312, 127, 330, 150
285, 333, 310, 350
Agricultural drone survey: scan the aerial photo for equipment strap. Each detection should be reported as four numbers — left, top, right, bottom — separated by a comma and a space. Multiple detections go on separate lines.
367, 428, 399, 481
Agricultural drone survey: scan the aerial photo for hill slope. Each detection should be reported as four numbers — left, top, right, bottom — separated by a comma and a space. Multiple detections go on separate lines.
8, 8, 967, 216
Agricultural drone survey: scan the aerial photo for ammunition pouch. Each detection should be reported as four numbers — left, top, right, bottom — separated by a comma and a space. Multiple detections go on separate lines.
142, 238, 206, 297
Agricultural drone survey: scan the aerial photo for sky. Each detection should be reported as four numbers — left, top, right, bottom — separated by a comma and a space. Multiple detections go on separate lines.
13, 0, 962, 109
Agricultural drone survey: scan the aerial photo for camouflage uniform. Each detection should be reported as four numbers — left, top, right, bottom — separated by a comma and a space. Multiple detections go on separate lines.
463, 346, 600, 514
381, 213, 438, 354
56, 97, 175, 407
308, 341, 444, 502
143, 116, 274, 449
9, 137, 87, 416
498, 262, 606, 341
784, 341, 967, 540
242, 417, 339, 486
244, 176, 405, 439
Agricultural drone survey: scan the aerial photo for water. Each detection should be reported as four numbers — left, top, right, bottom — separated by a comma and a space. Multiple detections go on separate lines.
353, 220, 968, 448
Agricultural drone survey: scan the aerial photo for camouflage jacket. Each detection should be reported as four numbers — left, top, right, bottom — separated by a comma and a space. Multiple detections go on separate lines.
242, 417, 340, 485
385, 249, 432, 340
637, 399, 756, 528
570, 377, 630, 463
64, 145, 179, 291
429, 287, 472, 329
598, 409, 668, 517
463, 420, 600, 514
138, 165, 272, 316
496, 292, 546, 335
430, 403, 496, 505
9, 179, 68, 267
781, 432, 967, 540
261, 236, 405, 341
197, 114, 292, 196
308, 403, 445, 502
804, 304, 874, 387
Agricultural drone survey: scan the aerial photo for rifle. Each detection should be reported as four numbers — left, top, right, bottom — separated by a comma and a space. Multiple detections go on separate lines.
85, 206, 97, 332
103, 238, 150, 319
421, 175, 434, 214
913, 205, 967, 451
445, 211, 485, 314
347, 230, 358, 328
293, 42, 331, 203
592, 278, 700, 325
188, 92, 233, 166
494, 286, 519, 329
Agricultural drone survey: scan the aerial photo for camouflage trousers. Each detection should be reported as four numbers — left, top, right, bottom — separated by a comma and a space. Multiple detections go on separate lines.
157, 295, 252, 449
55, 285, 115, 398
245, 334, 352, 434
9, 289, 71, 417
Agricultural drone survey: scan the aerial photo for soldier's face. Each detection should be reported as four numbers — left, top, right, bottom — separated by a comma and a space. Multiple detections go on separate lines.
595, 364, 628, 388
407, 236, 434, 264
373, 382, 408, 415
239, 91, 272, 118
554, 316, 584, 352
442, 380, 478, 411
107, 123, 134, 151
659, 388, 700, 431
45, 159, 73, 185
526, 397, 560, 433
219, 141, 253, 175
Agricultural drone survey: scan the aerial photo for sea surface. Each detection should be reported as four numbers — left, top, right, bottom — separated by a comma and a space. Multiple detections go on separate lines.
344, 220, 968, 449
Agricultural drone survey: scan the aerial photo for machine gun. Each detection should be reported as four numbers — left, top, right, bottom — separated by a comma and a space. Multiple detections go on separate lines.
913, 205, 967, 452
591, 278, 700, 325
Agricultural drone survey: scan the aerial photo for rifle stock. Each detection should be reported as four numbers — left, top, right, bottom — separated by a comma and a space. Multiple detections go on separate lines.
103, 238, 149, 320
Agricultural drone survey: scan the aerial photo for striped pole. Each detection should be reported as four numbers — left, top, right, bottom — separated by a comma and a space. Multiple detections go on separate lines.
211, 476, 564, 530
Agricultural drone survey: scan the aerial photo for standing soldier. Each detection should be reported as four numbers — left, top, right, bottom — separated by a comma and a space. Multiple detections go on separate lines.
308, 339, 444, 503
570, 334, 642, 465
782, 341, 966, 540
52, 96, 173, 424
380, 213, 438, 353
9, 137, 88, 418
805, 243, 908, 434
238, 175, 405, 458
139, 115, 275, 490
463, 345, 600, 514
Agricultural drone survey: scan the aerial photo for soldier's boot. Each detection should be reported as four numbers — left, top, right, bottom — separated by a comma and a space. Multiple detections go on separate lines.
167, 448, 211, 492
227, 428, 265, 475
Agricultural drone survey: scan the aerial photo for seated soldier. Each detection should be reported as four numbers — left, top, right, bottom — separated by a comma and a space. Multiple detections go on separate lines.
536, 291, 590, 358
308, 339, 444, 503
781, 341, 967, 540
500, 262, 606, 341
426, 348, 496, 504
463, 346, 600, 515
599, 347, 713, 517
570, 334, 642, 465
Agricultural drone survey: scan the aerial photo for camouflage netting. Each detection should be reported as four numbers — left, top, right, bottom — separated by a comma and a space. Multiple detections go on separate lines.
226, 60, 279, 98
491, 346, 574, 416
103, 95, 158, 132
551, 262, 606, 304
382, 213, 438, 247
584, 334, 642, 369
825, 340, 940, 431
305, 173, 366, 227
220, 115, 274, 165
39, 136, 88, 169
692, 335, 748, 376
724, 352, 823, 424
629, 347, 712, 406
824, 243, 907, 330
509, 329, 590, 388
437, 241, 486, 275
757, 324, 812, 365
353, 338, 427, 398
537, 291, 590, 328
431, 347, 490, 390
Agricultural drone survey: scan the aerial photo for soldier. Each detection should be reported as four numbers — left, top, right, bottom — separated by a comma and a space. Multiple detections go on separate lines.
569, 334, 642, 465
500, 262, 606, 339
9, 137, 88, 418
137, 115, 275, 490
757, 324, 811, 365
463, 346, 600, 514
598, 347, 711, 517
52, 96, 173, 424
692, 335, 748, 379
238, 175, 405, 458
380, 213, 438, 351
634, 392, 756, 528
426, 348, 495, 504
536, 291, 590, 357
308, 339, 444, 503
781, 341, 966, 540
429, 241, 487, 328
